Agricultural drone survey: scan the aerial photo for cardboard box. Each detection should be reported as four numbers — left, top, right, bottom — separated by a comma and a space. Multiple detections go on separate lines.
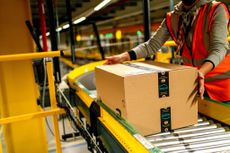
95, 61, 198, 136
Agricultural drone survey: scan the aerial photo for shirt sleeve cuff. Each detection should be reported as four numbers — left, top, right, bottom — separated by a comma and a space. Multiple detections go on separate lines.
128, 50, 137, 60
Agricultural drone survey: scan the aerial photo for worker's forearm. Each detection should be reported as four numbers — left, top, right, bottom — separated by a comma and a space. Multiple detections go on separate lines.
198, 61, 214, 76
132, 20, 170, 59
122, 52, 131, 61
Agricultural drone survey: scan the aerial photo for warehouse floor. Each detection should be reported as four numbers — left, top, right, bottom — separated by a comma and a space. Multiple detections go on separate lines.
46, 116, 90, 153
0, 117, 89, 153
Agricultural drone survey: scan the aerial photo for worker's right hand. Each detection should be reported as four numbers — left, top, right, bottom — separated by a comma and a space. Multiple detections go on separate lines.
198, 71, 205, 100
105, 52, 130, 65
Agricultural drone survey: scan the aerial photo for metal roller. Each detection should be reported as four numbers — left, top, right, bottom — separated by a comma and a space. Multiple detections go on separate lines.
173, 124, 218, 134
151, 132, 230, 147
147, 127, 226, 142
146, 119, 208, 138
197, 118, 204, 122
146, 120, 210, 139
193, 121, 210, 127
167, 143, 230, 153
182, 132, 230, 143
159, 140, 230, 152
193, 144, 230, 153
146, 117, 230, 152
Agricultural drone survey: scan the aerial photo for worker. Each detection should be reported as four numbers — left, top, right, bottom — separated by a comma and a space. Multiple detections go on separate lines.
105, 0, 230, 102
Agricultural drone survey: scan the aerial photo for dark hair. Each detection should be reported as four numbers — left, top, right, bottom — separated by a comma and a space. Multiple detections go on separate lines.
182, 0, 197, 6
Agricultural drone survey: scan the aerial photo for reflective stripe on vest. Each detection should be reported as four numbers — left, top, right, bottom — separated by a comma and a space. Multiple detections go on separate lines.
205, 70, 230, 82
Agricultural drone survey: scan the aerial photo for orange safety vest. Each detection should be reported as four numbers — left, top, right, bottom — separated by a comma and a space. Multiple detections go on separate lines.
166, 2, 230, 102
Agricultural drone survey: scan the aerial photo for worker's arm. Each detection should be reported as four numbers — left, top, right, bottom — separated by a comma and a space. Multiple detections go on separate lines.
105, 19, 170, 64
131, 19, 171, 59
205, 5, 229, 67
198, 62, 214, 99
198, 5, 229, 99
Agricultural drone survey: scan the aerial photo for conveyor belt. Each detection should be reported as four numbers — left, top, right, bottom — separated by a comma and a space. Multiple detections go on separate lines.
85, 88, 230, 152
146, 118, 230, 153
67, 62, 230, 153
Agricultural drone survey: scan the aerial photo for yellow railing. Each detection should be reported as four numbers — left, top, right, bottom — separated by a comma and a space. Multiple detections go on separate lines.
0, 51, 60, 62
0, 51, 64, 153
0, 108, 64, 125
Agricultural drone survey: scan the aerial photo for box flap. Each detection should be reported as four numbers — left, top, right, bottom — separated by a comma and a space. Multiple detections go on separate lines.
97, 61, 197, 78
96, 64, 137, 77
96, 63, 157, 77
143, 61, 197, 71
125, 63, 170, 72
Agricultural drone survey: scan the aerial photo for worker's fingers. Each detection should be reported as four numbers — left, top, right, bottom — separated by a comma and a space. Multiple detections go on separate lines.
104, 56, 115, 65
197, 71, 205, 100
104, 59, 110, 65
104, 60, 114, 65
105, 56, 114, 60
105, 55, 122, 65
198, 78, 205, 100
199, 87, 204, 100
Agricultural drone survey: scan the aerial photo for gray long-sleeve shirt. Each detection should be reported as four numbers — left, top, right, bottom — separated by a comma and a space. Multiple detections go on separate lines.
132, 2, 229, 67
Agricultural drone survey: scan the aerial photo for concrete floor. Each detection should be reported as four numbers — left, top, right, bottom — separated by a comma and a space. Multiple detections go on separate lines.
0, 116, 90, 153
46, 116, 90, 153
48, 140, 89, 153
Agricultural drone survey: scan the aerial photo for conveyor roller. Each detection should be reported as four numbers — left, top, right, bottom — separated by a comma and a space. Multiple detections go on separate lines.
146, 119, 230, 153
67, 61, 230, 153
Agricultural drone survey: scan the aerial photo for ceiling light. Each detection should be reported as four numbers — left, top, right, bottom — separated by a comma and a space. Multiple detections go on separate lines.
46, 32, 50, 36
62, 24, 70, 29
56, 27, 62, 32
94, 0, 111, 11
73, 17, 86, 24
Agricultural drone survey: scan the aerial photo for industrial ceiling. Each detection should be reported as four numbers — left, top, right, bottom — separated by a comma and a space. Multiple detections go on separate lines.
30, 0, 230, 34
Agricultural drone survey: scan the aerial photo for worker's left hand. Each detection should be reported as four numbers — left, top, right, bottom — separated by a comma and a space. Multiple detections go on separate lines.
198, 71, 205, 100
104, 52, 130, 65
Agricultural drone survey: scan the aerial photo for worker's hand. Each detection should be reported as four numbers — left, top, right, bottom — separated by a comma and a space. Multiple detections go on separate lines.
198, 71, 205, 100
105, 52, 130, 65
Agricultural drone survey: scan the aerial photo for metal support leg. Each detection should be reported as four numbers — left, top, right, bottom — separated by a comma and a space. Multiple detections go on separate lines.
143, 0, 151, 42
66, 0, 76, 64
46, 0, 61, 83
46, 60, 62, 153
169, 0, 176, 63
38, 0, 48, 51
25, 21, 43, 51
92, 23, 105, 60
